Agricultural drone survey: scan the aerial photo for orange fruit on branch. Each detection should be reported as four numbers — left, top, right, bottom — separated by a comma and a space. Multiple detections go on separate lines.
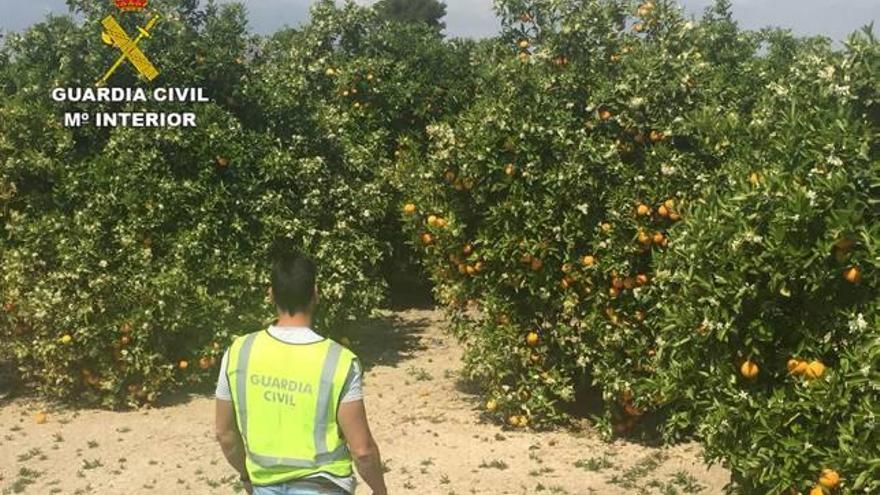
636, 204, 651, 216
403, 203, 416, 215
179, 360, 189, 370
843, 266, 861, 284
530, 258, 543, 271
420, 233, 434, 245
657, 205, 669, 218
805, 360, 826, 379
819, 469, 840, 489
526, 331, 540, 347
740, 360, 759, 379
582, 255, 596, 267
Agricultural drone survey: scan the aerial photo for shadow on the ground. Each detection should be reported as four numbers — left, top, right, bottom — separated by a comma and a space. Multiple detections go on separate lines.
342, 311, 431, 371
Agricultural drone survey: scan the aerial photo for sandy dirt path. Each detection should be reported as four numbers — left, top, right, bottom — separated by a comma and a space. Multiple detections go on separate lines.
0, 309, 729, 494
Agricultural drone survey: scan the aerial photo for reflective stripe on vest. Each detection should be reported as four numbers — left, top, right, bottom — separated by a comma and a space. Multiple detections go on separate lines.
232, 334, 349, 468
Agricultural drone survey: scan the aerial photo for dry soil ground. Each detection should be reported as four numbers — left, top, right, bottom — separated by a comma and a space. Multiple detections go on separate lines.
0, 309, 729, 494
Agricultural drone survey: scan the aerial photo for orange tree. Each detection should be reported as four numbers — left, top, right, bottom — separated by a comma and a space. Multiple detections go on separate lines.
398, 0, 765, 428
0, 0, 475, 407
630, 28, 880, 494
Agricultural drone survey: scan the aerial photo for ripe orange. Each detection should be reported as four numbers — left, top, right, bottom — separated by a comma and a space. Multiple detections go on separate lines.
427, 214, 438, 226
526, 331, 540, 347
638, 231, 652, 246
120, 335, 131, 345
805, 361, 826, 379
518, 416, 529, 428
636, 274, 649, 286
809, 486, 824, 495
792, 360, 809, 376
649, 130, 665, 143
608, 287, 620, 298
601, 222, 612, 232
120, 322, 132, 334
819, 469, 840, 489
215, 155, 229, 168
435, 217, 448, 228
519, 52, 530, 62
463, 243, 473, 255
560, 277, 571, 290
652, 232, 665, 245
518, 39, 530, 49
636, 204, 650, 216
486, 400, 498, 412
599, 109, 613, 121
612, 277, 625, 290
504, 163, 516, 176
457, 264, 467, 274
465, 265, 476, 276
669, 212, 682, 222
508, 415, 520, 427
35, 411, 48, 424
582, 255, 596, 267
530, 353, 542, 364
637, 2, 654, 17
786, 359, 801, 373
474, 261, 485, 273
843, 266, 861, 284
444, 170, 456, 182
403, 203, 417, 215
633, 22, 645, 32
421, 233, 434, 245
179, 360, 189, 370
530, 258, 543, 271
740, 360, 759, 379
657, 205, 669, 217
199, 356, 212, 370
60, 334, 73, 344
610, 53, 622, 62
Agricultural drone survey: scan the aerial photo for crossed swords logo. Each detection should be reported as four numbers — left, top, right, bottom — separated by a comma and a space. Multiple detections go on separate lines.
97, 14, 160, 86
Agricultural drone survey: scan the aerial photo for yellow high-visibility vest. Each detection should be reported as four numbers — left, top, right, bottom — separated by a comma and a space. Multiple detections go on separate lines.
227, 330, 355, 486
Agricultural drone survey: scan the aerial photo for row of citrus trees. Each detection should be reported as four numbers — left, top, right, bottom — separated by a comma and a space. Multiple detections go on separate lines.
2, 0, 878, 492
0, 0, 476, 406
395, 1, 879, 493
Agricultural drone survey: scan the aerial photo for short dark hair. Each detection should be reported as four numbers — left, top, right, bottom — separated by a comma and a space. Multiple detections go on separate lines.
270, 251, 317, 315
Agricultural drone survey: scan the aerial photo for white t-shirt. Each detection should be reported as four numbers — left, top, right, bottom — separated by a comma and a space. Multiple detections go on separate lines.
215, 326, 363, 493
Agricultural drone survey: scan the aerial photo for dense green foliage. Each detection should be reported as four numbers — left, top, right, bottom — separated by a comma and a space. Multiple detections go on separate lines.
0, 0, 475, 407
1, 0, 878, 492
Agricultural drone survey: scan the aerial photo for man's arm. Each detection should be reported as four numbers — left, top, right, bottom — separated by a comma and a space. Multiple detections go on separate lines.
215, 398, 250, 490
338, 399, 387, 495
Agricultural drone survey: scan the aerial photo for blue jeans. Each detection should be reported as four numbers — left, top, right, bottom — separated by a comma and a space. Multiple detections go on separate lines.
252, 480, 349, 495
